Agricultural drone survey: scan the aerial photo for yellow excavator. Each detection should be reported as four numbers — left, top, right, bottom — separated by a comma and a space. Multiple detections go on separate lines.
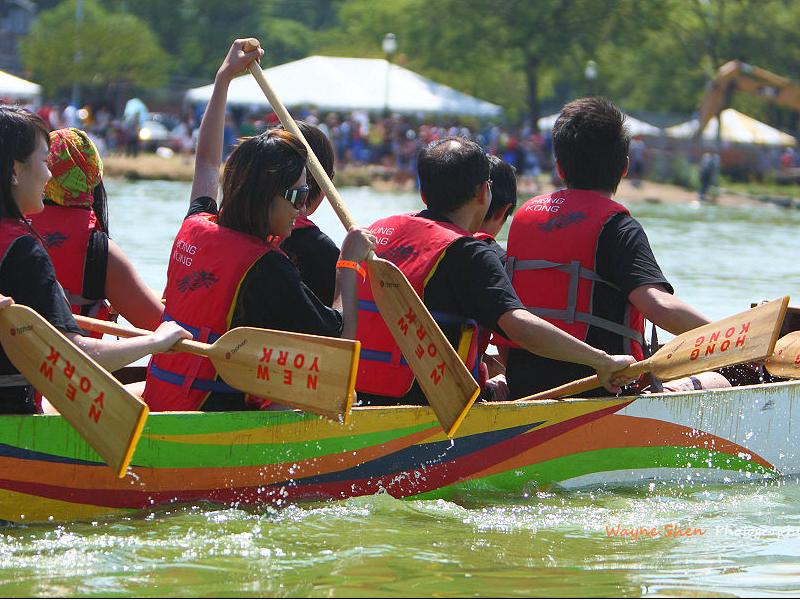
697, 60, 800, 136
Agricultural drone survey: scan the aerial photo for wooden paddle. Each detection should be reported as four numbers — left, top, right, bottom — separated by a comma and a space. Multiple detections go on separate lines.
0, 304, 147, 477
74, 315, 359, 422
764, 331, 800, 378
526, 296, 790, 400
242, 38, 479, 437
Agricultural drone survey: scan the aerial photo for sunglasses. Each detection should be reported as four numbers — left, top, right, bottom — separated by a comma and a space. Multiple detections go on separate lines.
284, 185, 310, 209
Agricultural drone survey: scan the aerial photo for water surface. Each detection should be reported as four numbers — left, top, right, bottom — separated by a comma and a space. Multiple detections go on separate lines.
3, 179, 797, 597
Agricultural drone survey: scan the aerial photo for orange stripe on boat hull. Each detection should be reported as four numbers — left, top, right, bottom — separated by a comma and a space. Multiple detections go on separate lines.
470, 412, 774, 480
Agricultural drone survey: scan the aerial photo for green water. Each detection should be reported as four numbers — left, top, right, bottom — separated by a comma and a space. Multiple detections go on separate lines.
1, 483, 799, 597
2, 179, 795, 598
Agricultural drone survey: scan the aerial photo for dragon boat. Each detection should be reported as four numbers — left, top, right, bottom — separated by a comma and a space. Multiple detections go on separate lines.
0, 377, 799, 523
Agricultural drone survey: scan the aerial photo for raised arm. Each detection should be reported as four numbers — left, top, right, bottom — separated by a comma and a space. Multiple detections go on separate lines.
190, 39, 264, 203
332, 226, 376, 339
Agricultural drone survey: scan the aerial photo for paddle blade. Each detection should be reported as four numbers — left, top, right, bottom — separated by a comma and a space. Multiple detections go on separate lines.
204, 327, 360, 422
524, 296, 790, 401
765, 331, 800, 378
367, 257, 480, 437
74, 315, 360, 422
0, 305, 147, 477
649, 296, 790, 380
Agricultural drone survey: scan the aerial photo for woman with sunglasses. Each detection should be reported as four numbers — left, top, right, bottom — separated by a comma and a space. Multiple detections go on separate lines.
142, 40, 375, 412
279, 120, 340, 307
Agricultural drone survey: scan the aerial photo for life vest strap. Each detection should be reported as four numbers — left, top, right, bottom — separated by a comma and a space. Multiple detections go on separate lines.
526, 306, 645, 344
507, 257, 620, 290
162, 312, 223, 343
0, 374, 29, 387
147, 363, 240, 394
357, 299, 478, 326
357, 299, 480, 378
359, 348, 409, 366
66, 291, 99, 307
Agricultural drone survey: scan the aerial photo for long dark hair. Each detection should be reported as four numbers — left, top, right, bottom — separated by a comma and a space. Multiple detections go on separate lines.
218, 129, 307, 240
0, 106, 49, 222
92, 181, 109, 234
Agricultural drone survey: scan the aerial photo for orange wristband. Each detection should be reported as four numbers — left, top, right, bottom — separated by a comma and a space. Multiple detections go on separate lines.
336, 259, 366, 279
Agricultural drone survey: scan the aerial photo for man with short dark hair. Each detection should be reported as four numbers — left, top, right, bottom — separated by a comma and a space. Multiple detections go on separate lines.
504, 97, 710, 398
475, 154, 517, 265
354, 135, 634, 405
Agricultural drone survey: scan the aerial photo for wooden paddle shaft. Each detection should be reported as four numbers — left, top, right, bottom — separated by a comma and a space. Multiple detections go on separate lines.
241, 38, 479, 436
243, 39, 357, 233
527, 296, 790, 400
527, 360, 653, 400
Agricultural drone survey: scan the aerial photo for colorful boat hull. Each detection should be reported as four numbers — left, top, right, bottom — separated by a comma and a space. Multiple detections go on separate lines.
0, 380, 798, 522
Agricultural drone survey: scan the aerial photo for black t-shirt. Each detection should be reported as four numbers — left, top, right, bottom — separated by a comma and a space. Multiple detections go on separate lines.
0, 234, 81, 413
481, 236, 507, 265
184, 198, 344, 410
506, 211, 672, 399
361, 210, 524, 406
279, 223, 340, 307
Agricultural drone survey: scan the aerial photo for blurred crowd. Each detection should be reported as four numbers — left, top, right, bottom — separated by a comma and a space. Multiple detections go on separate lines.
19, 98, 556, 183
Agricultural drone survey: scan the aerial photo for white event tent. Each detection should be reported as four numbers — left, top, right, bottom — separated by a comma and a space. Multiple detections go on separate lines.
537, 111, 661, 136
666, 108, 796, 146
0, 70, 40, 102
186, 56, 502, 118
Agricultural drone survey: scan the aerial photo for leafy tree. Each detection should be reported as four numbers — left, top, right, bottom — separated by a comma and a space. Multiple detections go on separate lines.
602, 0, 800, 127
124, 0, 340, 82
324, 0, 671, 124
19, 0, 168, 101
21, 0, 800, 135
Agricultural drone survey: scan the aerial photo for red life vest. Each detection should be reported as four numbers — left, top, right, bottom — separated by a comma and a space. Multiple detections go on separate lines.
293, 214, 315, 230
0, 218, 32, 267
504, 189, 645, 360
0, 219, 49, 393
142, 213, 280, 411
27, 205, 111, 335
355, 213, 480, 397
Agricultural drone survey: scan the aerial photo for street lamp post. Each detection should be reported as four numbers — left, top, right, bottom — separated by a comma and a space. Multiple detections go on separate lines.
382, 33, 397, 116
584, 60, 598, 96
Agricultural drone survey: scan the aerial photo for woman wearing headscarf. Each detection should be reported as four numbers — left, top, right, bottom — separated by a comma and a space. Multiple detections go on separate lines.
0, 106, 189, 413
27, 128, 164, 332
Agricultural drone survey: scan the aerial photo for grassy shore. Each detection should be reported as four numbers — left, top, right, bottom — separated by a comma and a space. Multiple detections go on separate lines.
103, 153, 402, 187
104, 154, 196, 181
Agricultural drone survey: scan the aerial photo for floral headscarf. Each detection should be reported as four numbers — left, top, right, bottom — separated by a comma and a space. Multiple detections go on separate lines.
44, 128, 103, 208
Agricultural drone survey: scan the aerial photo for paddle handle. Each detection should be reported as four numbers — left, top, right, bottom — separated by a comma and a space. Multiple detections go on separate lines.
526, 360, 652, 400
243, 39, 358, 231
74, 316, 210, 356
